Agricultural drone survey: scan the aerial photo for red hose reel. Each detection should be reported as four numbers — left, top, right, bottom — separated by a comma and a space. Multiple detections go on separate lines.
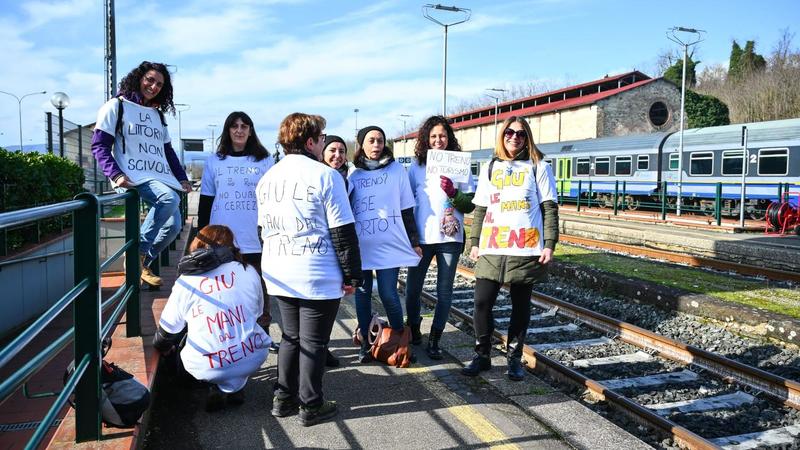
765, 192, 800, 235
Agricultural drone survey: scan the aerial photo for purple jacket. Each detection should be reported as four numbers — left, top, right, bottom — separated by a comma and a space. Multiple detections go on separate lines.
91, 94, 188, 183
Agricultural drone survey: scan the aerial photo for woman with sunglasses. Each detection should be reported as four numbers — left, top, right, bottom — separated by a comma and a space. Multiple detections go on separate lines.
92, 61, 192, 287
198, 111, 278, 351
404, 116, 475, 359
349, 126, 421, 363
462, 116, 559, 381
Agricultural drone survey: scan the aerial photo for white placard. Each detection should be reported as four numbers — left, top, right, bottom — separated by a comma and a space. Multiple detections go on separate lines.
425, 150, 472, 183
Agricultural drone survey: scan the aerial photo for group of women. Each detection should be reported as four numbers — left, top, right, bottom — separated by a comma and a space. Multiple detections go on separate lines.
94, 61, 559, 427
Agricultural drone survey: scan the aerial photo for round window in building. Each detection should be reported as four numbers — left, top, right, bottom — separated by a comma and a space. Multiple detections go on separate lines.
648, 101, 669, 126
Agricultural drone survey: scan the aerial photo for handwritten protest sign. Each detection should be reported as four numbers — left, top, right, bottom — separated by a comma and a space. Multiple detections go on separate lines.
425, 150, 472, 183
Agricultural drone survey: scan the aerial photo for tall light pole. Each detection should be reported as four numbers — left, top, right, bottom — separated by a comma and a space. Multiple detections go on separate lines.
353, 108, 359, 138
486, 88, 507, 141
207, 124, 217, 152
667, 26, 705, 216
0, 90, 47, 151
422, 4, 471, 117
50, 92, 70, 158
399, 114, 412, 155
175, 103, 191, 166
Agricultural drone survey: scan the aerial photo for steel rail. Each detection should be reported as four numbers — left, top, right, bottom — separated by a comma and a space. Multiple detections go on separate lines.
399, 277, 719, 449
559, 234, 800, 283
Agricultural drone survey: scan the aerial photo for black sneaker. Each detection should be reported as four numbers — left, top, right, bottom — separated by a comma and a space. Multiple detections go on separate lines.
271, 395, 299, 417
205, 385, 226, 412
325, 349, 340, 368
228, 388, 245, 405
298, 400, 338, 427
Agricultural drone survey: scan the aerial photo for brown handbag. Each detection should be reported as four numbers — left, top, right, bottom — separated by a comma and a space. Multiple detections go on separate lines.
370, 326, 412, 368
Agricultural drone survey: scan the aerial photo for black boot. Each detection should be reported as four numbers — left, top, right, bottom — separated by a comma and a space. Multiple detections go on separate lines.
325, 348, 340, 368
357, 340, 372, 363
426, 328, 443, 360
409, 321, 422, 345
461, 335, 491, 376
505, 334, 526, 381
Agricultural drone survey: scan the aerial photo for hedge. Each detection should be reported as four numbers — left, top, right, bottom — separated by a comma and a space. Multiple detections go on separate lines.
0, 148, 85, 254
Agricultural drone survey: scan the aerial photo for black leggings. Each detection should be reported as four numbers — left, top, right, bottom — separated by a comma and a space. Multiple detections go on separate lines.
473, 279, 533, 341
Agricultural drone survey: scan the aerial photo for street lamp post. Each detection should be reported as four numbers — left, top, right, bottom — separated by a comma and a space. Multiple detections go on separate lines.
422, 4, 471, 117
207, 124, 217, 151
354, 108, 359, 139
486, 88, 507, 141
0, 90, 47, 151
399, 114, 412, 155
175, 103, 191, 166
667, 26, 705, 216
50, 92, 70, 158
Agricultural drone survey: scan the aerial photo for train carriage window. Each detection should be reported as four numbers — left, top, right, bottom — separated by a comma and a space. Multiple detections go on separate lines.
637, 155, 649, 170
615, 156, 632, 175
576, 157, 590, 175
595, 156, 610, 176
669, 153, 679, 170
689, 152, 713, 176
721, 150, 747, 175
471, 162, 479, 176
758, 148, 789, 175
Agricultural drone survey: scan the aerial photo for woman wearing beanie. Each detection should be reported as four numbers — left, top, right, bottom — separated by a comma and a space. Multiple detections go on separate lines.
322, 135, 349, 187
257, 113, 362, 427
405, 116, 475, 359
462, 116, 559, 381
348, 125, 422, 363
317, 134, 351, 368
197, 112, 279, 351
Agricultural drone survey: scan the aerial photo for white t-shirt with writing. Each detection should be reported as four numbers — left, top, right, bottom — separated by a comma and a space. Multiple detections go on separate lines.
408, 158, 476, 245
158, 261, 270, 393
348, 160, 421, 270
256, 154, 354, 299
94, 97, 181, 190
201, 154, 275, 254
472, 159, 557, 257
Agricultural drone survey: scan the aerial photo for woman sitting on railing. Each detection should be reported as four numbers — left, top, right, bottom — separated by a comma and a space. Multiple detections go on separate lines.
153, 225, 270, 412
91, 61, 192, 287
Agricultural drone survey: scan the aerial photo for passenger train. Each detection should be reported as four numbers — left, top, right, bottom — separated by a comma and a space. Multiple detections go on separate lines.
467, 118, 800, 219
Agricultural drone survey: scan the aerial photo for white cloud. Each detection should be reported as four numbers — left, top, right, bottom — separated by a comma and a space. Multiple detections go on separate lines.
21, 0, 95, 28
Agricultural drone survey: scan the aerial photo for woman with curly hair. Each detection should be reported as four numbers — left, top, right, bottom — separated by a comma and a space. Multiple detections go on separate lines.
91, 61, 191, 286
404, 116, 475, 359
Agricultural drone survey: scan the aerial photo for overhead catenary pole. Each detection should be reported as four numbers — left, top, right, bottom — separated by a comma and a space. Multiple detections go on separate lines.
422, 4, 471, 117
667, 26, 705, 216
739, 126, 748, 227
399, 114, 412, 155
104, 0, 117, 101
175, 104, 191, 167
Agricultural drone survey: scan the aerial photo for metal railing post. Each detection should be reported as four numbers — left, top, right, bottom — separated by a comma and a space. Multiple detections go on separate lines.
588, 181, 593, 209
661, 181, 668, 220
715, 183, 722, 226
72, 193, 102, 441
613, 180, 619, 215
125, 191, 141, 337
576, 180, 582, 212
622, 181, 627, 210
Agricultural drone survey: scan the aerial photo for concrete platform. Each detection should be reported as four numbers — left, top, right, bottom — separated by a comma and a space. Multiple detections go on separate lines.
142, 290, 649, 450
560, 213, 800, 273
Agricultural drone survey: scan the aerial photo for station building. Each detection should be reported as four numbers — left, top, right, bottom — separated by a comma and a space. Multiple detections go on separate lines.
393, 71, 681, 157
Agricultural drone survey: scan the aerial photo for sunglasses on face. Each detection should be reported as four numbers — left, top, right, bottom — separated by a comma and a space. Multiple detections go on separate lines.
503, 128, 527, 139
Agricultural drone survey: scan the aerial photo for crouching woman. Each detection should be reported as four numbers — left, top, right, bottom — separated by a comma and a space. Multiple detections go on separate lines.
154, 225, 270, 411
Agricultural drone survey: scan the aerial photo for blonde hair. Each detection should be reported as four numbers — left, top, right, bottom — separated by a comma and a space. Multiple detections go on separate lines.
494, 116, 544, 163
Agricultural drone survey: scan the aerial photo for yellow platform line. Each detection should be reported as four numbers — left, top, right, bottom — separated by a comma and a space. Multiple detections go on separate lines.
406, 366, 520, 450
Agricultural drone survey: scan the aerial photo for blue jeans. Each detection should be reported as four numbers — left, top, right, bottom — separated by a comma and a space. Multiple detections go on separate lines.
128, 180, 182, 266
404, 242, 462, 331
355, 268, 404, 340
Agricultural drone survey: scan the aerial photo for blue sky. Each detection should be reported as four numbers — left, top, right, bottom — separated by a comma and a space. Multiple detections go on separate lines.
0, 0, 797, 158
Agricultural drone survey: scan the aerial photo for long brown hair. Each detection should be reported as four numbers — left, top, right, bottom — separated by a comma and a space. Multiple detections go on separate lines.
190, 225, 249, 269
495, 116, 545, 163
414, 115, 461, 165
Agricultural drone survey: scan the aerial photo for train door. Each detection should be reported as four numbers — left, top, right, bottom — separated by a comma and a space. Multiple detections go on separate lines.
556, 158, 572, 196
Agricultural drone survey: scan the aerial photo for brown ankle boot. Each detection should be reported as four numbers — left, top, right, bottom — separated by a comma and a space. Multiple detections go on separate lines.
140, 256, 162, 286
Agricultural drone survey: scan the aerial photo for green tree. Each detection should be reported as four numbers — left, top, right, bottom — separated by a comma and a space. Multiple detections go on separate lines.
684, 90, 730, 128
728, 41, 743, 80
728, 40, 766, 81
663, 54, 698, 88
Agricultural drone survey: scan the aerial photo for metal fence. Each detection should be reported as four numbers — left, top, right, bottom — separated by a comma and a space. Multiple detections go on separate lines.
45, 112, 109, 194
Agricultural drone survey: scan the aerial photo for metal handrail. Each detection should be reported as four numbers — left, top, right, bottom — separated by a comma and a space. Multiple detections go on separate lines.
0, 189, 142, 447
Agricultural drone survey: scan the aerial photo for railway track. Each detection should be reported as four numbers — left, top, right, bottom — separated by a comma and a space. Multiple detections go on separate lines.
399, 266, 800, 449
559, 234, 800, 284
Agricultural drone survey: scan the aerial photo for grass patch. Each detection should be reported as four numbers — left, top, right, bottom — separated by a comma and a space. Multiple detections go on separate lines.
555, 244, 800, 319
528, 385, 553, 396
